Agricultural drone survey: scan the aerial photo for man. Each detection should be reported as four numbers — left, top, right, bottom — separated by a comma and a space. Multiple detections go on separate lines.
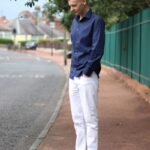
68, 0, 105, 149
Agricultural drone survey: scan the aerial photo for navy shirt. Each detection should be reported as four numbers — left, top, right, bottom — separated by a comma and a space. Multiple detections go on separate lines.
70, 10, 105, 79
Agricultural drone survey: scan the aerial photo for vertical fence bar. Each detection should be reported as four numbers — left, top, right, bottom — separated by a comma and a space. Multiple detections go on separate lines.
140, 8, 150, 86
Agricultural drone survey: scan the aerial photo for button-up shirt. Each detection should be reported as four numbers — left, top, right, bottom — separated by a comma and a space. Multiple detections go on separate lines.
70, 9, 105, 79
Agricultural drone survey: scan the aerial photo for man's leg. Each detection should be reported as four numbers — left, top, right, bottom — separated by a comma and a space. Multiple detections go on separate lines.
69, 78, 87, 150
79, 73, 99, 150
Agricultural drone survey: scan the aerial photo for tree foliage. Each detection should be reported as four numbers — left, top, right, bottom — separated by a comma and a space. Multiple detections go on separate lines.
20, 0, 150, 31
42, 1, 57, 21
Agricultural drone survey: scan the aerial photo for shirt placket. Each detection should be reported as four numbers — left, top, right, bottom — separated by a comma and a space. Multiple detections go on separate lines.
74, 21, 80, 62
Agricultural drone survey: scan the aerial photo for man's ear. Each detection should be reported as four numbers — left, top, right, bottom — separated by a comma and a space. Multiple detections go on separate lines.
82, 0, 87, 5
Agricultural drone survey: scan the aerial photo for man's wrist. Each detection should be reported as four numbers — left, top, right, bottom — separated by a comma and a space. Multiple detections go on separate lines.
83, 70, 92, 77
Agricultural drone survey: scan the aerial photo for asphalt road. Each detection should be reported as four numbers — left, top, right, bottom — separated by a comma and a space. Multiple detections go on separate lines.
0, 49, 66, 150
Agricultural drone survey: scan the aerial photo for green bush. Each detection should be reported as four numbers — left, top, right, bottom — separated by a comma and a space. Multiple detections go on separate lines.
18, 41, 27, 47
18, 40, 38, 47
0, 38, 14, 44
38, 37, 65, 44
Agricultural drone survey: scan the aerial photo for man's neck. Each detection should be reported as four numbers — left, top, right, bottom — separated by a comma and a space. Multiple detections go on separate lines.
79, 6, 90, 20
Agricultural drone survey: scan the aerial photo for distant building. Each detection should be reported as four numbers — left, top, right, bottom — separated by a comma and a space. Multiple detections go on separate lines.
0, 8, 65, 41
0, 16, 9, 25
0, 16, 12, 38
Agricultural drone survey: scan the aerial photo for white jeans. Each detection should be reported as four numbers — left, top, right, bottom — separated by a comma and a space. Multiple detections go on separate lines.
69, 72, 99, 150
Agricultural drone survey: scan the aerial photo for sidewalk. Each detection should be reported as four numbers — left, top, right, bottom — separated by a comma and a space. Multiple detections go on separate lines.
27, 49, 150, 150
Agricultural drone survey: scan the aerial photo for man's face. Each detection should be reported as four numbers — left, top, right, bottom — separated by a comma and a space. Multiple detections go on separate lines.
68, 0, 86, 16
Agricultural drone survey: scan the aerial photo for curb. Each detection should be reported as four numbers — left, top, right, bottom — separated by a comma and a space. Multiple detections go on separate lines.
23, 50, 69, 150
2, 48, 69, 150
29, 80, 68, 150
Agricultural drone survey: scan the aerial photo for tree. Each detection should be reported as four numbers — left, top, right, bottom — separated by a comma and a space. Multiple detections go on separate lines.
42, 1, 57, 21
15, 0, 150, 31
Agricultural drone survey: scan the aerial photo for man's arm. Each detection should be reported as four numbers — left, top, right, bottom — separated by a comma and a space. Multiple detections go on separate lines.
83, 17, 105, 76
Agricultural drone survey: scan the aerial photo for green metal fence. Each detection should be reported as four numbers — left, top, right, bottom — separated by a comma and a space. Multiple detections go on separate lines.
102, 8, 150, 87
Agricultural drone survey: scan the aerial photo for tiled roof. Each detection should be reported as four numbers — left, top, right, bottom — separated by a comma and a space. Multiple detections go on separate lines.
37, 23, 64, 38
6, 18, 43, 35
1, 17, 64, 37
16, 19, 42, 35
0, 16, 10, 25
0, 25, 11, 32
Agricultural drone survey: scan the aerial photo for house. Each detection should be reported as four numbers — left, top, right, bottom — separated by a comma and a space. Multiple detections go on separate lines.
0, 16, 12, 39
37, 22, 64, 38
0, 8, 65, 46
6, 18, 43, 42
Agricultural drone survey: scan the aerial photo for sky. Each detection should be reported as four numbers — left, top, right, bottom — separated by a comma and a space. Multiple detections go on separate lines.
0, 0, 47, 19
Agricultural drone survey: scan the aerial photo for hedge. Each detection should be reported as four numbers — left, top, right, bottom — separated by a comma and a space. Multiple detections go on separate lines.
0, 38, 14, 44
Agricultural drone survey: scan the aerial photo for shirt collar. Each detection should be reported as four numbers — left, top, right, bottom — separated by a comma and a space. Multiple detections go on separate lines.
85, 9, 92, 19
76, 9, 92, 21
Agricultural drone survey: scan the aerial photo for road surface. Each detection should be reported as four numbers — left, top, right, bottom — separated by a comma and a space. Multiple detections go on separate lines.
0, 49, 66, 150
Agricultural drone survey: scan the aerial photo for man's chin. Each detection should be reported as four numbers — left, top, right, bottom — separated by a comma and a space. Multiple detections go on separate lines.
74, 12, 79, 16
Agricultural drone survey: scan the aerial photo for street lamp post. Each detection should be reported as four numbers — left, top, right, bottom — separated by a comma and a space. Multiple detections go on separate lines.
64, 30, 67, 66
50, 22, 55, 56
